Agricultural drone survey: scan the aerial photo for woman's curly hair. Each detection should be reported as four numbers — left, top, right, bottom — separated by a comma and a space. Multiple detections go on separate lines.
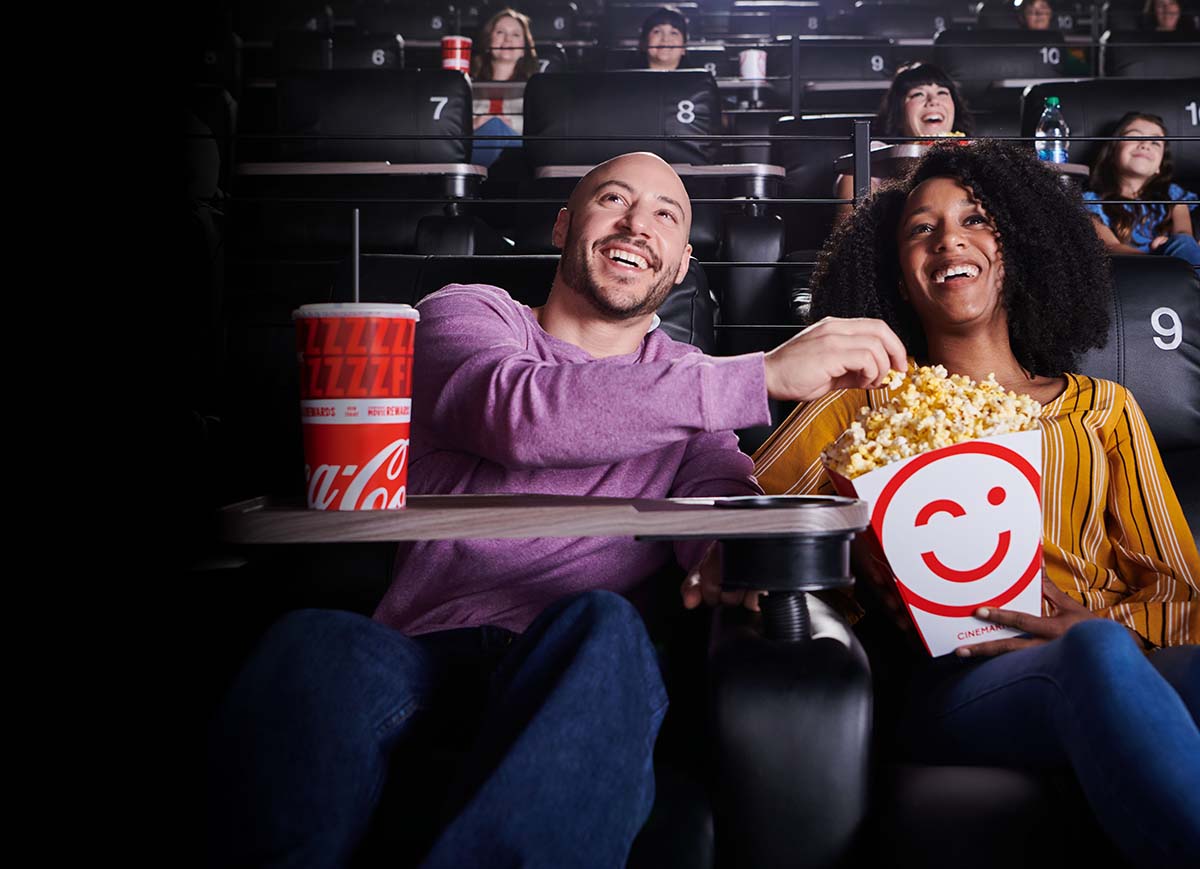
810, 140, 1112, 376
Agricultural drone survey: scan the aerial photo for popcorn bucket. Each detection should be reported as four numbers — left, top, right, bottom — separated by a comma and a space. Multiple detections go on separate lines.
827, 430, 1045, 656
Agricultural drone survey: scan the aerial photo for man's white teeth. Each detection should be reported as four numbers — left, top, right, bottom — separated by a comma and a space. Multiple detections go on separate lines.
606, 249, 648, 269
934, 264, 980, 283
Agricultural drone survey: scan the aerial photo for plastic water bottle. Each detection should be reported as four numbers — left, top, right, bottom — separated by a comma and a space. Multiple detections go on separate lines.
1035, 96, 1070, 164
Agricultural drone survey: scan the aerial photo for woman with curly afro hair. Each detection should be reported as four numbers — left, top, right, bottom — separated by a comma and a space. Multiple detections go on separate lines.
754, 140, 1200, 868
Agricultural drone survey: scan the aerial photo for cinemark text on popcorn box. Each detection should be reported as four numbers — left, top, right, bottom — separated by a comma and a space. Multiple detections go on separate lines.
828, 430, 1044, 657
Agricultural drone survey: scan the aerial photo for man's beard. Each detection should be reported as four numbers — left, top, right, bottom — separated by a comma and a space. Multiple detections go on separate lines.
560, 233, 677, 320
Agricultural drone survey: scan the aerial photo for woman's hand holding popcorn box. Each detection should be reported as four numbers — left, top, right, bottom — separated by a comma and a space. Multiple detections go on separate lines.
825, 365, 1047, 656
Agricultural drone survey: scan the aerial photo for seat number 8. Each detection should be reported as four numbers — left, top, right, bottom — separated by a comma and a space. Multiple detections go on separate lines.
677, 100, 696, 124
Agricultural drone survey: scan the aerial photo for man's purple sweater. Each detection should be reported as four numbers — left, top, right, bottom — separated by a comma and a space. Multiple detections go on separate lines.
372, 284, 772, 635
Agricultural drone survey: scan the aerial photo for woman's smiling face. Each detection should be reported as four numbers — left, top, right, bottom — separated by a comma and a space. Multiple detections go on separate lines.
903, 83, 956, 137
897, 176, 1007, 337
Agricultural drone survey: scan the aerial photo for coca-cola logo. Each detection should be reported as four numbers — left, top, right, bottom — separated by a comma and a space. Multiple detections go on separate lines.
305, 437, 409, 510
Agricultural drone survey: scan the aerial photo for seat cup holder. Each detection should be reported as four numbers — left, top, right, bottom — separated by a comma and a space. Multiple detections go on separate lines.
716, 496, 862, 643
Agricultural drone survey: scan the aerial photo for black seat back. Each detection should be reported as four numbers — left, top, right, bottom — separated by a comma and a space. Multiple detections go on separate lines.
273, 69, 473, 162
332, 33, 406, 70
935, 28, 1070, 89
771, 113, 863, 252
1076, 256, 1200, 526
780, 36, 897, 81
1019, 79, 1200, 188
1101, 31, 1200, 78
523, 70, 721, 166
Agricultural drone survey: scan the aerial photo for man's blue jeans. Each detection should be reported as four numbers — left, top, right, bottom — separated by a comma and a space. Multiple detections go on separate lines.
207, 590, 668, 868
898, 620, 1200, 868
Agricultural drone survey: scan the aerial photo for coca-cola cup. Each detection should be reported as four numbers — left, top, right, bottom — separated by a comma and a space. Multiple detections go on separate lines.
442, 35, 472, 73
294, 303, 420, 510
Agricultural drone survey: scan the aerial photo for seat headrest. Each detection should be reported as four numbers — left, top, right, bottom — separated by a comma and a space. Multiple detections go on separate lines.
1075, 255, 1200, 456
779, 37, 894, 81
523, 71, 721, 166
275, 70, 473, 163
935, 29, 1069, 84
355, 5, 453, 39
1101, 32, 1200, 78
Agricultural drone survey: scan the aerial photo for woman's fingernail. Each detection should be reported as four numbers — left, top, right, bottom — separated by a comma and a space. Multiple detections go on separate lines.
976, 607, 990, 618
956, 647, 972, 657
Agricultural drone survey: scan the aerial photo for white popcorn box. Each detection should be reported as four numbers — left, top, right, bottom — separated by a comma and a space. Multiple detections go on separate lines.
827, 430, 1044, 657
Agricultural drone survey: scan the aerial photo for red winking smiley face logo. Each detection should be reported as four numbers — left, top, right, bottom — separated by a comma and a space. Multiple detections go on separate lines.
872, 441, 1042, 617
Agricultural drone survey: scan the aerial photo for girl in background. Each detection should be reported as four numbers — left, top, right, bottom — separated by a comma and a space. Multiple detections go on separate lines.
1084, 111, 1199, 270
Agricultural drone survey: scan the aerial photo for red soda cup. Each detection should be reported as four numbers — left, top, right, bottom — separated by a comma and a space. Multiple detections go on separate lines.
293, 303, 420, 510
442, 35, 472, 73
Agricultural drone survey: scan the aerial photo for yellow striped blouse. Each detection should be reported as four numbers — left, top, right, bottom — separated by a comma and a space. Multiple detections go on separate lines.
753, 373, 1200, 648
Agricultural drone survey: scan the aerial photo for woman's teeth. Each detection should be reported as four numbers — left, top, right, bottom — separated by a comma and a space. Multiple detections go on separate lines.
934, 264, 980, 283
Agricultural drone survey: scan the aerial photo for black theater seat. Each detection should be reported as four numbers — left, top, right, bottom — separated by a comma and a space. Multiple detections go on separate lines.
1020, 78, 1200, 188
354, 4, 455, 40
526, 0, 581, 41
770, 113, 862, 253
331, 32, 405, 69
831, 3, 955, 40
728, 1, 826, 37
780, 35, 897, 82
935, 28, 1074, 93
516, 69, 728, 255
1101, 30, 1200, 79
275, 29, 333, 72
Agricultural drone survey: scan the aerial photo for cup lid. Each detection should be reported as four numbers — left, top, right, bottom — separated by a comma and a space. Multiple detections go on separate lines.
293, 303, 420, 321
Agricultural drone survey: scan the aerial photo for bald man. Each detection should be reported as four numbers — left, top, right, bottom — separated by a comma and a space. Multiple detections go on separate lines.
209, 153, 906, 869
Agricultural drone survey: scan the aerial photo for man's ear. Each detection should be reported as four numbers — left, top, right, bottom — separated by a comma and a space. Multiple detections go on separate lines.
551, 208, 570, 250
674, 243, 693, 285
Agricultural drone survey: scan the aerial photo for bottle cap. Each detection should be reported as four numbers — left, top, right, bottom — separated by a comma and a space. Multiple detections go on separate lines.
1046, 96, 1060, 107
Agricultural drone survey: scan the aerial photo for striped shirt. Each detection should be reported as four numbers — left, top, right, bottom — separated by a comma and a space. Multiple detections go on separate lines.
753, 373, 1199, 647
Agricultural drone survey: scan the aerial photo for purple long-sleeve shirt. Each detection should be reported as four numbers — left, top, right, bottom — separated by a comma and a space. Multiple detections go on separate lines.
372, 284, 771, 635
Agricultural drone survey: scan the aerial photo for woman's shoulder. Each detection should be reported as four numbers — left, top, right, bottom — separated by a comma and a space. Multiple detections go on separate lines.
1044, 372, 1134, 422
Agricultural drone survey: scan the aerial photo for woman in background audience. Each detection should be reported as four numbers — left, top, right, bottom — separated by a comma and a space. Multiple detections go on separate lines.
470, 8, 539, 167
1018, 0, 1055, 29
755, 141, 1199, 869
834, 64, 972, 221
1142, 0, 1194, 30
1084, 111, 1200, 270
639, 6, 688, 71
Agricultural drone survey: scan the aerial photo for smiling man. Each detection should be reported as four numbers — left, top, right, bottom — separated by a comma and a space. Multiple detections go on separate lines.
209, 152, 906, 869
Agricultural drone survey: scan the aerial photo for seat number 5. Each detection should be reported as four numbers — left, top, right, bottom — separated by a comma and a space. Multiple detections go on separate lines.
677, 100, 695, 124
1152, 307, 1182, 350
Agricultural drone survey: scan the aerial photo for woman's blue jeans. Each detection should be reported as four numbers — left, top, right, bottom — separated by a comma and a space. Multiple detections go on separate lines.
1159, 233, 1200, 271
207, 590, 668, 868
898, 620, 1200, 868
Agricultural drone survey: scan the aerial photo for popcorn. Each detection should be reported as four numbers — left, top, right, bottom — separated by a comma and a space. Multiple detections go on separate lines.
823, 364, 1042, 479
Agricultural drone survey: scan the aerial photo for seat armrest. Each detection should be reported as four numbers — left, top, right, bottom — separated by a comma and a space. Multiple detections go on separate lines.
708, 594, 872, 869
